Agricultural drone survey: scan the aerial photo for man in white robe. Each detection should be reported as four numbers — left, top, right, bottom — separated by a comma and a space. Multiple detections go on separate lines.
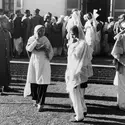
111, 21, 125, 110
65, 25, 93, 122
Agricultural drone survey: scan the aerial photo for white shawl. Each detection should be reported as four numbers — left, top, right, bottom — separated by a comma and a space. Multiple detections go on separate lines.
65, 39, 93, 92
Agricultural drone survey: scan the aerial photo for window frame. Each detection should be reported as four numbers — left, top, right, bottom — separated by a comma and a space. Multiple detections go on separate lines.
2, 0, 14, 12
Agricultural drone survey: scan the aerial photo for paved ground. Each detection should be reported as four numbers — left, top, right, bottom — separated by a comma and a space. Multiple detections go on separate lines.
0, 81, 125, 125
5, 56, 124, 125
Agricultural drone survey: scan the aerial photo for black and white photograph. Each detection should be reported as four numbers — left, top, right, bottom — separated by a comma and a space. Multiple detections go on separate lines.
0, 0, 125, 124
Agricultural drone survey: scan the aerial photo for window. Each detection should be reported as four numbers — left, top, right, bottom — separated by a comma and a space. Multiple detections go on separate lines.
67, 0, 81, 15
3, 0, 14, 12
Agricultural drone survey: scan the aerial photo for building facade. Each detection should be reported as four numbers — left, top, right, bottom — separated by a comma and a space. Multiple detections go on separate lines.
0, 0, 67, 16
0, 0, 125, 20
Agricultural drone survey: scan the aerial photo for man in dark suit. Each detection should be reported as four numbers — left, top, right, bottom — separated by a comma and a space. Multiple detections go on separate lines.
31, 9, 44, 35
0, 10, 12, 94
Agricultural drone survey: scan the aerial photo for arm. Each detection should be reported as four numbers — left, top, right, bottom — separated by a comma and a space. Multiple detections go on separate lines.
74, 45, 84, 59
42, 37, 54, 60
26, 37, 37, 52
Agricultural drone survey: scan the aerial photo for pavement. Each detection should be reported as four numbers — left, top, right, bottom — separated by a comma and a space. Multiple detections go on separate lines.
0, 81, 125, 125
0, 56, 124, 125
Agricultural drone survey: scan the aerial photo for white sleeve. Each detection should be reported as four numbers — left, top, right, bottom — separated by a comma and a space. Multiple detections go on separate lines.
26, 38, 37, 52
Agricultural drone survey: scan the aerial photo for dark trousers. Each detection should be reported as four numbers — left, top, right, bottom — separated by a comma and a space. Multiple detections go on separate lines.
31, 83, 48, 105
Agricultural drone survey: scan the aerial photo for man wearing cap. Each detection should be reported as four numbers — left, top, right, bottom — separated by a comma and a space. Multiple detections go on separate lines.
31, 9, 44, 35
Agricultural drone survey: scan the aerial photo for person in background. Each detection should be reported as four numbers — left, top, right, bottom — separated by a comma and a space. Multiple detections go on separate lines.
107, 16, 115, 56
84, 12, 96, 54
66, 9, 78, 42
51, 16, 63, 56
94, 14, 103, 56
62, 16, 69, 56
9, 12, 15, 58
44, 13, 52, 41
113, 14, 125, 35
111, 21, 125, 111
54, 15, 64, 56
0, 10, 12, 94
13, 9, 23, 58
65, 25, 93, 122
22, 9, 32, 57
31, 8, 44, 35
24, 25, 53, 112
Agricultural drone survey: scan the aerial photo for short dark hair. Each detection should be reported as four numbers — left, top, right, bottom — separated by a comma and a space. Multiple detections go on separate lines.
71, 25, 79, 38
86, 12, 93, 20
15, 9, 21, 14
0, 9, 4, 15
35, 8, 40, 14
25, 9, 30, 14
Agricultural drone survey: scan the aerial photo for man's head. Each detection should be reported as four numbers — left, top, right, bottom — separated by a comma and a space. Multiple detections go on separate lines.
86, 12, 93, 20
70, 25, 79, 39
108, 16, 114, 23
47, 12, 52, 18
15, 9, 21, 16
34, 8, 40, 15
0, 16, 10, 29
24, 10, 30, 17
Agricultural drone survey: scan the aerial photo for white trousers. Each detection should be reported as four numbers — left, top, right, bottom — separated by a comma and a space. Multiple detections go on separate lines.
13, 37, 23, 55
69, 85, 87, 121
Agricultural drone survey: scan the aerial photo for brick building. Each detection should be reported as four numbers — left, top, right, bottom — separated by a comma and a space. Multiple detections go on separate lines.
0, 0, 125, 21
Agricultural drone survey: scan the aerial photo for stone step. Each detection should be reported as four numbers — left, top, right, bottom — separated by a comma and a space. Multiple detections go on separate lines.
10, 60, 116, 84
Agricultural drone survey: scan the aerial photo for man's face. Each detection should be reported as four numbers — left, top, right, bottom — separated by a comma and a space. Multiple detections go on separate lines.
1, 18, 9, 29
27, 11, 30, 17
17, 11, 21, 17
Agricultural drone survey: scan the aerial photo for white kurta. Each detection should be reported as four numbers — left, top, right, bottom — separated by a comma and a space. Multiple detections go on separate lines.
111, 34, 125, 110
84, 20, 96, 50
65, 39, 93, 121
65, 40, 93, 92
24, 36, 53, 97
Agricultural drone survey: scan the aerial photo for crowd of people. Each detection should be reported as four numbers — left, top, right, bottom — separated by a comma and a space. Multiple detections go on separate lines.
0, 7, 125, 123
0, 8, 124, 59
23, 9, 125, 122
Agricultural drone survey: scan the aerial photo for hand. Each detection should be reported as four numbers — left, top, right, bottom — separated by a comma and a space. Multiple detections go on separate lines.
34, 32, 39, 40
35, 43, 45, 51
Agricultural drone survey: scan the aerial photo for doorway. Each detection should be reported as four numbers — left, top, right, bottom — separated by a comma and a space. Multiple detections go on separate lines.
82, 0, 110, 22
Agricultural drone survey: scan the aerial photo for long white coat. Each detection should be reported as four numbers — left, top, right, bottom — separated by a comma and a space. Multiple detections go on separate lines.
65, 39, 93, 92
111, 34, 125, 110
24, 36, 53, 97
